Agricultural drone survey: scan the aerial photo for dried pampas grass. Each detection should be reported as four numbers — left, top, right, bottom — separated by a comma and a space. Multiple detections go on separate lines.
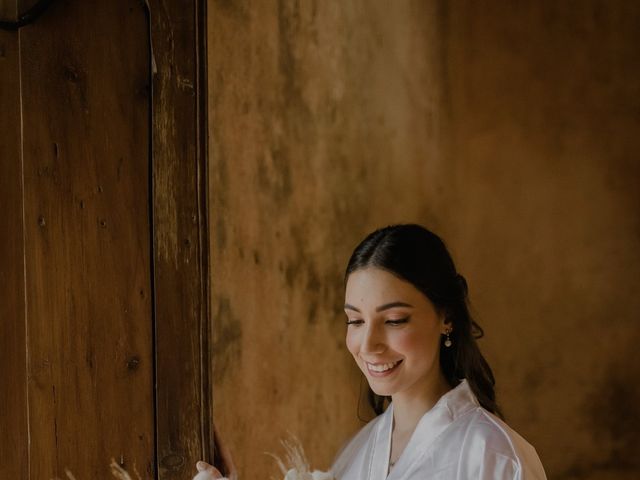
51, 459, 142, 480
109, 459, 143, 480
266, 435, 334, 480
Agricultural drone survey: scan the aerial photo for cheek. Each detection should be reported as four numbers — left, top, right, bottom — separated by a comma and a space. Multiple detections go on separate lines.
345, 329, 358, 356
393, 330, 422, 352
393, 328, 440, 359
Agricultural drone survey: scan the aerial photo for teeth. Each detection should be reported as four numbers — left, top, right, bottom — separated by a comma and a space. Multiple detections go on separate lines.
367, 361, 400, 372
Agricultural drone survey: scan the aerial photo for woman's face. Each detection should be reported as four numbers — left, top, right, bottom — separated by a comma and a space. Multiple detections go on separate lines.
344, 267, 447, 398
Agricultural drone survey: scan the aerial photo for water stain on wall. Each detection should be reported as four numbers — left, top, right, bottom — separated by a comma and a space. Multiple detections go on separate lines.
207, 1, 640, 479
584, 357, 640, 469
212, 296, 243, 384
208, 2, 447, 477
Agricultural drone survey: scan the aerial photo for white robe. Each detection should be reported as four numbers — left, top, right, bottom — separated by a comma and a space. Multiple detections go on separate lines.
330, 380, 547, 480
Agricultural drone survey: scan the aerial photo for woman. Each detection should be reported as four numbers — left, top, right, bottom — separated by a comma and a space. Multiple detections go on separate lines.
195, 224, 547, 479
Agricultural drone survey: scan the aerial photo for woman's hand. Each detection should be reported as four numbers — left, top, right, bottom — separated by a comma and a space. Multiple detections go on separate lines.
192, 461, 227, 480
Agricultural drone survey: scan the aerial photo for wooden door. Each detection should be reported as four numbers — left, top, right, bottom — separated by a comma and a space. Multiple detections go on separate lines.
0, 1, 209, 478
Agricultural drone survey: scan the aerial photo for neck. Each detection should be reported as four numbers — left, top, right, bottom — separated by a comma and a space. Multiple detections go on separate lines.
390, 369, 451, 435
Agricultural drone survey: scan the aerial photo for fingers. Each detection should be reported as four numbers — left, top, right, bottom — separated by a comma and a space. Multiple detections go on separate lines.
196, 461, 213, 472
193, 461, 226, 480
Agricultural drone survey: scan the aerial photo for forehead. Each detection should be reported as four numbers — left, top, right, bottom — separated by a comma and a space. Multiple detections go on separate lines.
345, 267, 426, 306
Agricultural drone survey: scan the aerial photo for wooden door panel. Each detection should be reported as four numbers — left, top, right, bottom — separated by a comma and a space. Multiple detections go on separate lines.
19, 1, 153, 477
1, 1, 209, 478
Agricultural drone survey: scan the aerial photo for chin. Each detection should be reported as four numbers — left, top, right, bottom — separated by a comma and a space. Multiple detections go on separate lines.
368, 381, 396, 397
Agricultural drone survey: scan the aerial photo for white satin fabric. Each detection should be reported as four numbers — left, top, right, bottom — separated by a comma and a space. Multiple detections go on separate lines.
331, 380, 547, 480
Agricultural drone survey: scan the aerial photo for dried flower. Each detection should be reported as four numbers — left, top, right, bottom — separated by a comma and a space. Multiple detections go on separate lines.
109, 460, 134, 480
266, 435, 334, 480
51, 459, 141, 480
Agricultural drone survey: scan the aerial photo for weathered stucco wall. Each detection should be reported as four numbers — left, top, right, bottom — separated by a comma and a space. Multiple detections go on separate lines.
207, 1, 446, 477
208, 1, 640, 479
441, 2, 640, 479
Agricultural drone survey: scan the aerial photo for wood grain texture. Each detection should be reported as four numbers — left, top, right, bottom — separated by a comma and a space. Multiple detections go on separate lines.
149, 0, 212, 477
19, 1, 154, 478
0, 0, 17, 20
17, 0, 39, 13
0, 28, 28, 480
0, 0, 49, 23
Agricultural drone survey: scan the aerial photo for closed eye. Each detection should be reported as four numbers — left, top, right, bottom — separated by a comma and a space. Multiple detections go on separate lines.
345, 319, 364, 326
386, 317, 410, 326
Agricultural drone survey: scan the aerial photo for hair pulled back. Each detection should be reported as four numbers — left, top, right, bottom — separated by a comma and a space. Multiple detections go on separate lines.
346, 224, 502, 418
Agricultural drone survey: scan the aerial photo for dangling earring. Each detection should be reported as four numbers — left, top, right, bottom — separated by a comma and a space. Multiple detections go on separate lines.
444, 327, 453, 348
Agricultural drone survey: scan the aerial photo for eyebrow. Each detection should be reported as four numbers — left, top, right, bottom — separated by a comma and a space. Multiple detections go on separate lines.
344, 301, 414, 313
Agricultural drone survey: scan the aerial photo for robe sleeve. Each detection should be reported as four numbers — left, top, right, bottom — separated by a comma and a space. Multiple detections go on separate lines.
455, 418, 547, 480
471, 449, 520, 479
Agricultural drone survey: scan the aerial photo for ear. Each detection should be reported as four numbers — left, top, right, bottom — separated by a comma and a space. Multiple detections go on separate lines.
439, 311, 452, 334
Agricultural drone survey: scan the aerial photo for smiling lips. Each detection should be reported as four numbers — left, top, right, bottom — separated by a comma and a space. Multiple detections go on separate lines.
365, 359, 403, 376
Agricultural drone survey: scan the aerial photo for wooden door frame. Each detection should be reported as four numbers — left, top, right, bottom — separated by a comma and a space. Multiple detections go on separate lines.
148, 0, 212, 477
0, 0, 212, 477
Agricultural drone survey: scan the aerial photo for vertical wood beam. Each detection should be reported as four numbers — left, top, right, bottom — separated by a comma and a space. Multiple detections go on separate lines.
149, 0, 212, 477
0, 28, 28, 480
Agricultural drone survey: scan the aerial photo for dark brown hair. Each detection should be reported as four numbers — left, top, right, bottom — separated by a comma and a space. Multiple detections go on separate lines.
346, 224, 502, 418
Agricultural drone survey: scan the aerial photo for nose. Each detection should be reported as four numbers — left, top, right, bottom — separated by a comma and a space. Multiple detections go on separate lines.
361, 322, 386, 354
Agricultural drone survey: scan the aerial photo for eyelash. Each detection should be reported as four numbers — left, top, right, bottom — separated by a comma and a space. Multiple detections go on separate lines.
345, 317, 410, 326
386, 317, 410, 326
345, 320, 363, 326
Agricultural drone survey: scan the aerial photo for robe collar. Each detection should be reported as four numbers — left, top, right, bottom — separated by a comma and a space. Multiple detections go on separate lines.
370, 379, 479, 480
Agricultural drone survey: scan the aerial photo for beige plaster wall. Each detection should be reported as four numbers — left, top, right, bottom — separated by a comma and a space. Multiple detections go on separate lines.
441, 2, 640, 479
208, 1, 640, 479
207, 1, 446, 477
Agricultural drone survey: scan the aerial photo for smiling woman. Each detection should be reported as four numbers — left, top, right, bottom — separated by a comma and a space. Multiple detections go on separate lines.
331, 224, 547, 479
195, 225, 547, 480
344, 224, 501, 418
